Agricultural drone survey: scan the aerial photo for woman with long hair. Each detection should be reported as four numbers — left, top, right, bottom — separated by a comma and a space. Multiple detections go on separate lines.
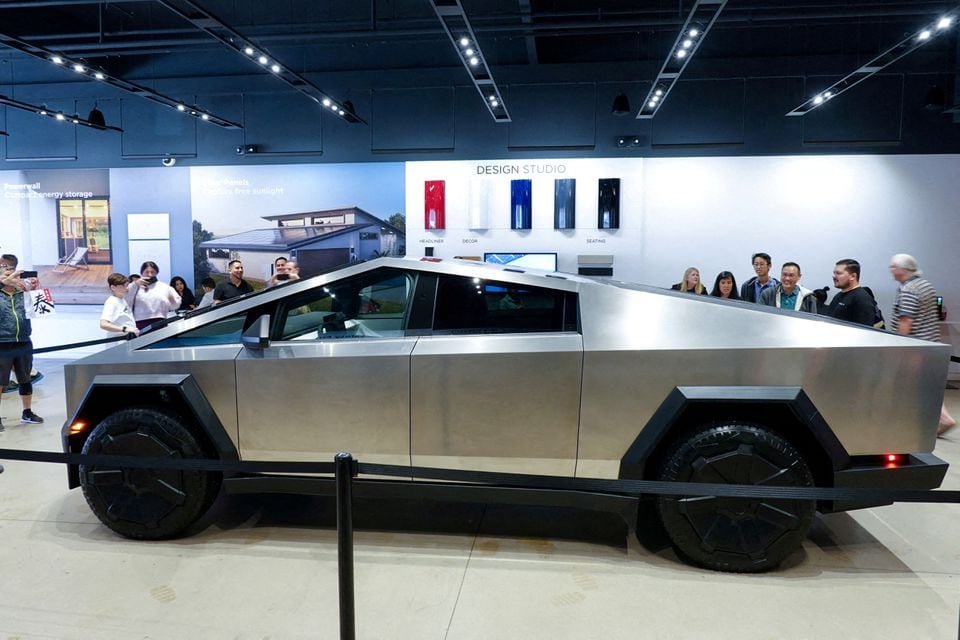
671, 267, 707, 295
126, 261, 181, 330
710, 271, 741, 300
170, 275, 196, 311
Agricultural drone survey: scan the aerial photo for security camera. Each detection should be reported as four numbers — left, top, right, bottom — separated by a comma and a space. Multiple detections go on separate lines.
161, 157, 177, 167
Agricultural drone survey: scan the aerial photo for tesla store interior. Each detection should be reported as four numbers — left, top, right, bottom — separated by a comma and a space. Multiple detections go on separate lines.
2, 1, 960, 638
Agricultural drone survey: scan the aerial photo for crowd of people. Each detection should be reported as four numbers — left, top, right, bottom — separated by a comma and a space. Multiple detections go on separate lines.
670, 252, 955, 435
99, 255, 302, 338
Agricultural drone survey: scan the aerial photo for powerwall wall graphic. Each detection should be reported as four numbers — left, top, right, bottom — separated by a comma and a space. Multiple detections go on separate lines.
0, 162, 405, 304
598, 178, 620, 230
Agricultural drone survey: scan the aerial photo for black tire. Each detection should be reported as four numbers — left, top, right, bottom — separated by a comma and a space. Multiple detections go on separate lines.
656, 422, 815, 573
79, 408, 221, 540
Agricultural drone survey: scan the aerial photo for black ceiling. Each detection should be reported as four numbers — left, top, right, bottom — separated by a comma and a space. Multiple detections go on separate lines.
0, 1, 956, 90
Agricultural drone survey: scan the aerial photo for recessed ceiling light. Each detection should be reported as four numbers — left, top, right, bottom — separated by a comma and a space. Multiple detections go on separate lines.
201, 114, 209, 120
258, 55, 268, 64
491, 100, 499, 107
937, 17, 953, 29
177, 104, 186, 111
244, 47, 254, 55
93, 72, 104, 80
459, 37, 469, 46
322, 98, 331, 106
469, 57, 479, 65
51, 56, 63, 64
55, 113, 65, 120
683, 39, 693, 48
648, 101, 657, 108
918, 30, 931, 41
465, 48, 474, 56
73, 64, 85, 73
676, 49, 688, 59
270, 64, 280, 73
689, 29, 699, 37
813, 95, 824, 105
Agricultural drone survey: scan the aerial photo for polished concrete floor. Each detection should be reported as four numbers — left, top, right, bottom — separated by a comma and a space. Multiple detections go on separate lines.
1, 355, 959, 639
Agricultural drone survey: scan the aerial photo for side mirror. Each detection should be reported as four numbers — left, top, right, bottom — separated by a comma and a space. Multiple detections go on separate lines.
242, 314, 271, 349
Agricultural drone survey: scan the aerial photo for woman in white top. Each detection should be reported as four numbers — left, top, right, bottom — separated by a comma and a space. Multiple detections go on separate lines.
126, 261, 181, 330
100, 273, 139, 336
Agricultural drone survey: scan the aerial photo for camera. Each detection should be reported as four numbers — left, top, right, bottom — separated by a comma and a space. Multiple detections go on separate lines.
161, 157, 177, 167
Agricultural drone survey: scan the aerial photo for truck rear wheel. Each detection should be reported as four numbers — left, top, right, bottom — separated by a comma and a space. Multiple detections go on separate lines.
79, 408, 220, 539
656, 422, 815, 572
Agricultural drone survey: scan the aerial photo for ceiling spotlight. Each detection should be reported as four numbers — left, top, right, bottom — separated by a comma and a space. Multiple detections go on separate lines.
491, 100, 499, 107
937, 17, 953, 29
918, 30, 931, 41
51, 56, 63, 64
824, 90, 833, 98
55, 113, 65, 120
813, 95, 824, 105
465, 48, 474, 55
270, 64, 280, 73
648, 100, 657, 108
177, 104, 186, 111
201, 113, 209, 120
469, 57, 479, 65
682, 39, 693, 48
243, 46, 254, 55
459, 37, 469, 46
93, 71, 104, 80
258, 55, 268, 64
71, 116, 79, 123
689, 28, 700, 37
654, 88, 664, 97
38, 108, 47, 115
322, 98, 331, 106
651, 95, 660, 102
72, 64, 85, 73
676, 49, 688, 59
328, 103, 337, 110
488, 94, 495, 101
190, 110, 197, 115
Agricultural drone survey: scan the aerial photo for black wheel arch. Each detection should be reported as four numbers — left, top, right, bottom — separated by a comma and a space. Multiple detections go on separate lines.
619, 386, 850, 495
62, 373, 239, 488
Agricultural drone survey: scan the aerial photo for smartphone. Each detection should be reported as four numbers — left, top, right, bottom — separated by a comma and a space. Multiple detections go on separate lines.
276, 273, 290, 281
19, 270, 38, 279
143, 276, 157, 284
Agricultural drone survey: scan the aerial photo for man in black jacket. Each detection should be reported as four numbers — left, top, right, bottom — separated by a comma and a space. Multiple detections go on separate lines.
740, 252, 779, 303
825, 259, 875, 327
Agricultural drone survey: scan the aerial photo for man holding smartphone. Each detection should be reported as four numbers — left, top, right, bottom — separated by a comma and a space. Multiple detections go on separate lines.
0, 253, 44, 430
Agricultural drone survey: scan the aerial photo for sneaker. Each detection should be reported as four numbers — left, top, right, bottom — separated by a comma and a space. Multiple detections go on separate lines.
2, 381, 15, 394
30, 371, 44, 385
21, 409, 43, 424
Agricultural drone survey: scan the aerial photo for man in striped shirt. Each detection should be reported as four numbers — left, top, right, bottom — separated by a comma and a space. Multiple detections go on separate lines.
889, 253, 955, 435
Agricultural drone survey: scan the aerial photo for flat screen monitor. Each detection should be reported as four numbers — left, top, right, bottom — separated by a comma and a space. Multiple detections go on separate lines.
484, 252, 558, 272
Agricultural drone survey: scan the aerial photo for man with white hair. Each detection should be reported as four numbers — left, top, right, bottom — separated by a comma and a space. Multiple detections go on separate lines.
889, 253, 955, 435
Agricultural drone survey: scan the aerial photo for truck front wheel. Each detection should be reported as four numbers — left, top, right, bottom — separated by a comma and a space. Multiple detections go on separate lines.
79, 408, 220, 539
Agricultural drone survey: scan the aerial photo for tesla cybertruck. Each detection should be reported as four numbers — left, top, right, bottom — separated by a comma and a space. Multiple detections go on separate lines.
62, 257, 950, 571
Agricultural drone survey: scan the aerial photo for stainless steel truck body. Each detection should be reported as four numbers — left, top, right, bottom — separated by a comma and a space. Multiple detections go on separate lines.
62, 257, 950, 571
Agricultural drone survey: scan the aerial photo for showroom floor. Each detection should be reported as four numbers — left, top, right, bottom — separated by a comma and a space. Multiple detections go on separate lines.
1, 345, 959, 638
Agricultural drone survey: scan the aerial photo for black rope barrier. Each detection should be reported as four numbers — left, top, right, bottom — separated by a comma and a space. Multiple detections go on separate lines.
1, 447, 958, 505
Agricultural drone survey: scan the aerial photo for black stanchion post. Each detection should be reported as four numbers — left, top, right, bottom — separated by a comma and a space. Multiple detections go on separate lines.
335, 452, 356, 640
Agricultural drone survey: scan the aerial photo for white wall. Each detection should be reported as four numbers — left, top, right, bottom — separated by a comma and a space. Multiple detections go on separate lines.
406, 154, 960, 321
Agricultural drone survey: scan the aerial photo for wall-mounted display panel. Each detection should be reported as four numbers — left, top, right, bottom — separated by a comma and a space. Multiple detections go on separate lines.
424, 180, 445, 230
598, 178, 620, 230
510, 179, 532, 230
554, 179, 576, 229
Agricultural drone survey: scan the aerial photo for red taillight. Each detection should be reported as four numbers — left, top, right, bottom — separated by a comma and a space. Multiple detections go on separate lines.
885, 454, 902, 469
